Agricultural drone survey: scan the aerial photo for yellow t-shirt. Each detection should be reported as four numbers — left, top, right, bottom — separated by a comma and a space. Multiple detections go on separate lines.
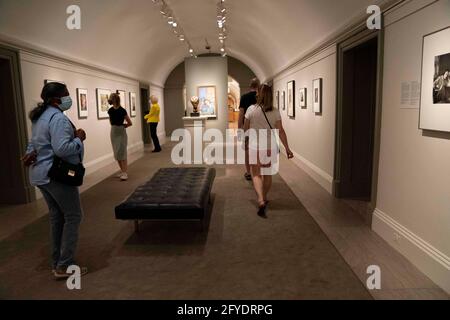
144, 104, 160, 123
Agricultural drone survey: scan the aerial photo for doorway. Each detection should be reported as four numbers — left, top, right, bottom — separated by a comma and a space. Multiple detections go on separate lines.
0, 47, 34, 204
140, 85, 151, 145
334, 33, 382, 218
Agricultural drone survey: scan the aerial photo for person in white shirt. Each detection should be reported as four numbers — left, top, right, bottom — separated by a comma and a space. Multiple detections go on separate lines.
244, 84, 294, 218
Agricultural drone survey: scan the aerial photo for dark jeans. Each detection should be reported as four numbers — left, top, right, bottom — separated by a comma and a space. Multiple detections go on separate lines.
39, 181, 83, 269
150, 123, 161, 151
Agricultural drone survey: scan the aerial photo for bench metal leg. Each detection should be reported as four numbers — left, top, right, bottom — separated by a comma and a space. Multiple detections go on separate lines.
134, 220, 139, 233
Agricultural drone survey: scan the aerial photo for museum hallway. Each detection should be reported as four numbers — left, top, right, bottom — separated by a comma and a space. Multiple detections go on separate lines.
0, 145, 446, 300
0, 0, 449, 300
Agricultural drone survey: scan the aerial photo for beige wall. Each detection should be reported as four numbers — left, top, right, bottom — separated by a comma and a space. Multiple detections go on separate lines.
20, 51, 145, 195
273, 46, 337, 193
373, 0, 450, 293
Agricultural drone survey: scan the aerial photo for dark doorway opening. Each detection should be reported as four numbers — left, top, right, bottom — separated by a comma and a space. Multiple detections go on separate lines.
335, 35, 380, 205
0, 47, 33, 204
140, 85, 151, 145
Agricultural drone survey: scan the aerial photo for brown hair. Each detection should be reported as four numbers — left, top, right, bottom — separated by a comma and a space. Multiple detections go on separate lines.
257, 84, 274, 112
250, 78, 260, 90
109, 93, 121, 106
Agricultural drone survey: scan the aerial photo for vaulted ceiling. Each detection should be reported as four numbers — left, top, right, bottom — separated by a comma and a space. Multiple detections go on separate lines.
0, 0, 384, 85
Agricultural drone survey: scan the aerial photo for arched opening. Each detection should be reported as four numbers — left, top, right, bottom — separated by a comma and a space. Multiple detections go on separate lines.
163, 56, 257, 136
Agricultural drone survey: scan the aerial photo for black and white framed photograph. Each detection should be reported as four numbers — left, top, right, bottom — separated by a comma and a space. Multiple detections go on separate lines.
76, 88, 88, 119
118, 90, 127, 109
44, 79, 65, 85
313, 78, 323, 114
96, 88, 111, 119
287, 81, 295, 117
299, 87, 307, 109
282, 91, 286, 111
276, 91, 280, 109
420, 27, 450, 132
129, 92, 137, 117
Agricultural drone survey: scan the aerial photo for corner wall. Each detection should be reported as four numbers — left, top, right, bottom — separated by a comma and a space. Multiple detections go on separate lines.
372, 0, 450, 293
273, 45, 337, 193
20, 51, 145, 197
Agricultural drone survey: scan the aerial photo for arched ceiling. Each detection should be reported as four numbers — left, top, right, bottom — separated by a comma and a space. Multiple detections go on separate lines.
0, 0, 382, 86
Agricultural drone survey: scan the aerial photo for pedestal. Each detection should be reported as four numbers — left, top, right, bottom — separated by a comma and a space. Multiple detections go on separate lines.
182, 116, 208, 164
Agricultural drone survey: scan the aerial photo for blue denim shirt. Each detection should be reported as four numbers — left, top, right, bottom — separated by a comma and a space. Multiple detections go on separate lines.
26, 107, 84, 186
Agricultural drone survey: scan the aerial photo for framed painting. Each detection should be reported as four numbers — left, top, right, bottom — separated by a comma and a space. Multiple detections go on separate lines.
299, 88, 307, 109
419, 26, 450, 132
287, 81, 295, 117
282, 91, 286, 111
76, 88, 88, 119
313, 78, 323, 114
129, 92, 137, 117
197, 86, 217, 117
118, 90, 127, 109
96, 89, 111, 119
276, 91, 280, 109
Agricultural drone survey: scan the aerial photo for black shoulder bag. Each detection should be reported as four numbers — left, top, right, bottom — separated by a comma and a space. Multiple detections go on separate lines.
47, 113, 85, 187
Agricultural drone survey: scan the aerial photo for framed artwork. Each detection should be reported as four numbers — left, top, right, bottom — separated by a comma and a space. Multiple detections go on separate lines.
198, 86, 217, 117
299, 88, 307, 109
313, 78, 323, 114
287, 81, 295, 117
276, 91, 280, 109
45, 80, 65, 85
419, 26, 450, 132
76, 88, 88, 119
129, 92, 137, 117
96, 89, 111, 119
282, 91, 286, 111
118, 90, 127, 109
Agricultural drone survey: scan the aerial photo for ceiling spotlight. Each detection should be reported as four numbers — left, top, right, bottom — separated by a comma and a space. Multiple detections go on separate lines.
189, 48, 194, 53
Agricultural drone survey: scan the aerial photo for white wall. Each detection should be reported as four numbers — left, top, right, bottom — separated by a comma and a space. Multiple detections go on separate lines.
185, 56, 229, 133
20, 51, 145, 196
373, 0, 450, 293
273, 45, 337, 193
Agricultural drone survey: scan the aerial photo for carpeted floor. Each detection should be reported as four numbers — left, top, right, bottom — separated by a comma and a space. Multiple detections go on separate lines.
0, 148, 372, 300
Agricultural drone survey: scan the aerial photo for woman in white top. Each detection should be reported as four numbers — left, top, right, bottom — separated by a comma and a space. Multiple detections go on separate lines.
244, 84, 294, 218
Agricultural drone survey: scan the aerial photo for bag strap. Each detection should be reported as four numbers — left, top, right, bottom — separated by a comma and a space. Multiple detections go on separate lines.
49, 110, 82, 162
259, 105, 273, 130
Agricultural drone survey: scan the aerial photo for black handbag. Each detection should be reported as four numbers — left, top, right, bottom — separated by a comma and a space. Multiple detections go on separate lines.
47, 112, 85, 187
48, 156, 85, 187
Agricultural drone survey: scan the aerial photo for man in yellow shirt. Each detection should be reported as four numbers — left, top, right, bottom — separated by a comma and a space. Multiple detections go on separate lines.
144, 95, 162, 152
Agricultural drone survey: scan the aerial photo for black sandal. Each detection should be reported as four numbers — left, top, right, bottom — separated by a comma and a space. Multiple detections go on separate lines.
257, 203, 267, 218
244, 173, 252, 181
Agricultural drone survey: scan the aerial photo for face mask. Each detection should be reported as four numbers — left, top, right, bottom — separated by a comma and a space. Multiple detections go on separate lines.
59, 96, 72, 111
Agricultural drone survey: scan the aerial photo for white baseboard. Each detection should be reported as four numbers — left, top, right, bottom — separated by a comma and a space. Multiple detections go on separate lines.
372, 208, 450, 294
288, 150, 334, 194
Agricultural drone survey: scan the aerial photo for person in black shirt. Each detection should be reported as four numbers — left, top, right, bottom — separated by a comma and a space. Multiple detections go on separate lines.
239, 78, 260, 181
108, 93, 133, 181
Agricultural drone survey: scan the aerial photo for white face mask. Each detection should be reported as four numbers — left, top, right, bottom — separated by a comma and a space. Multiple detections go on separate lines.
59, 96, 73, 111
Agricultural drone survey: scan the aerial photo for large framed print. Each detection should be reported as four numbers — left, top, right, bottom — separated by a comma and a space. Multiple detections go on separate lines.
313, 78, 323, 114
419, 26, 450, 132
299, 88, 307, 109
282, 91, 286, 111
287, 81, 295, 117
129, 92, 137, 117
96, 89, 111, 119
198, 86, 217, 117
118, 90, 127, 109
76, 88, 88, 119
276, 91, 280, 109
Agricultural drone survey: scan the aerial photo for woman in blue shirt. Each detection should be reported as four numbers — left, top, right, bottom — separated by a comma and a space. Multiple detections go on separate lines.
22, 82, 88, 279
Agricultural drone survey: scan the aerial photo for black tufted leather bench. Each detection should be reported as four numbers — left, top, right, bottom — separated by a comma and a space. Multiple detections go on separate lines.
115, 167, 216, 232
